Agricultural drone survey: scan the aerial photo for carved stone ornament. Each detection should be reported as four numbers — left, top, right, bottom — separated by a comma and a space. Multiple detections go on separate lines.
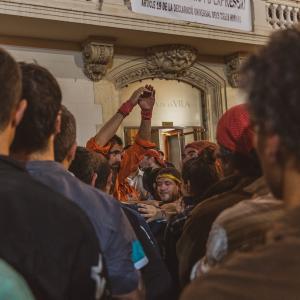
226, 53, 246, 88
82, 41, 114, 82
124, 0, 132, 10
146, 45, 198, 79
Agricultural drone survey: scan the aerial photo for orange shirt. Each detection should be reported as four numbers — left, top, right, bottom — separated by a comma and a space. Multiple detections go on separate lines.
86, 135, 156, 201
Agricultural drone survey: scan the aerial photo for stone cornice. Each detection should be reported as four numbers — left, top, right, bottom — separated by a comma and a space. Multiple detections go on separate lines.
0, 0, 269, 46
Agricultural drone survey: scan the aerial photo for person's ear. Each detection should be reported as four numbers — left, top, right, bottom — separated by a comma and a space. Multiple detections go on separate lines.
12, 99, 27, 127
54, 110, 62, 135
91, 172, 98, 187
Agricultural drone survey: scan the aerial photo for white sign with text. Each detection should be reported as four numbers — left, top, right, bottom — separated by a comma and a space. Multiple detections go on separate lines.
130, 0, 252, 31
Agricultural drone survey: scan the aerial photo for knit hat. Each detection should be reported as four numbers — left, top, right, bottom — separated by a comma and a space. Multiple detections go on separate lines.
144, 149, 166, 167
184, 141, 223, 176
185, 141, 217, 154
216, 104, 254, 155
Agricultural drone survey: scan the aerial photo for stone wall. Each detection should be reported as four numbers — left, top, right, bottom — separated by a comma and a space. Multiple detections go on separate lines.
1, 44, 102, 146
2, 43, 243, 145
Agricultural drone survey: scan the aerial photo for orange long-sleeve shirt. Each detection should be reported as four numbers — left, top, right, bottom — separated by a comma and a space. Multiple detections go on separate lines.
87, 135, 156, 201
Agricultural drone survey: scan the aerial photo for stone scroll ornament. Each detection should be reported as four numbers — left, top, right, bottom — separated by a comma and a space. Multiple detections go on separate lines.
146, 45, 198, 79
82, 41, 114, 82
225, 53, 246, 88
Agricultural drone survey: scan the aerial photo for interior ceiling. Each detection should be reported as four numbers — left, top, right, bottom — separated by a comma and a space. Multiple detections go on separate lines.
0, 14, 261, 56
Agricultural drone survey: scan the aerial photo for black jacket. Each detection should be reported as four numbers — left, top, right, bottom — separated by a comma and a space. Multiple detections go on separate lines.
0, 156, 107, 300
123, 205, 172, 300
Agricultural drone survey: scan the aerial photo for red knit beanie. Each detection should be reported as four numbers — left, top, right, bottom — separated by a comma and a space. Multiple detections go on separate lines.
216, 104, 254, 155
185, 141, 217, 155
144, 149, 166, 167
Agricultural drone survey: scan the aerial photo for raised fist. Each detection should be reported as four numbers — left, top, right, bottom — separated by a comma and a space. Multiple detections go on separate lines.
138, 85, 156, 111
128, 87, 145, 107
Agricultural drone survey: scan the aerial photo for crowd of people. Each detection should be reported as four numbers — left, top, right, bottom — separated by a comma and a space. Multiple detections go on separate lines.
1, 26, 300, 300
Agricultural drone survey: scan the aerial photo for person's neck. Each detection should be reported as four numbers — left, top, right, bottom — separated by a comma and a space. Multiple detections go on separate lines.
28, 148, 54, 161
0, 127, 14, 156
13, 138, 55, 162
0, 141, 10, 156
61, 158, 70, 171
283, 165, 300, 208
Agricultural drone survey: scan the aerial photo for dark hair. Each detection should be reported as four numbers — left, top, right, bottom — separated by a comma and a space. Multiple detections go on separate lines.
123, 144, 132, 151
157, 149, 164, 156
11, 63, 62, 154
219, 146, 261, 177
0, 48, 21, 131
156, 167, 182, 183
95, 158, 112, 191
54, 105, 76, 163
182, 148, 220, 200
241, 27, 300, 161
142, 167, 161, 197
69, 147, 111, 191
109, 135, 123, 147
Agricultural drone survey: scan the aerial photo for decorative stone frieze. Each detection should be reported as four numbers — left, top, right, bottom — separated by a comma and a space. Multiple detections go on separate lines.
146, 45, 198, 79
225, 53, 246, 88
266, 2, 300, 29
107, 45, 198, 87
82, 40, 114, 81
115, 66, 151, 88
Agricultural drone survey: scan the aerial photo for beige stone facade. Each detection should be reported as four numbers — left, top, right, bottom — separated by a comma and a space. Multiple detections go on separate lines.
0, 0, 297, 146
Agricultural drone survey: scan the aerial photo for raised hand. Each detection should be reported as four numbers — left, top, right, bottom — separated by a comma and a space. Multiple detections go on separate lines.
138, 85, 156, 111
128, 87, 146, 107
118, 87, 146, 118
138, 203, 164, 223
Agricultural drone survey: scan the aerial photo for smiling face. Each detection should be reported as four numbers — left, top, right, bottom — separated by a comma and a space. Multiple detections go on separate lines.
156, 177, 180, 203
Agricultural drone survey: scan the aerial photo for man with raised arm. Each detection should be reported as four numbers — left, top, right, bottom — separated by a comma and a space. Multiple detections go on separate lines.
87, 85, 156, 201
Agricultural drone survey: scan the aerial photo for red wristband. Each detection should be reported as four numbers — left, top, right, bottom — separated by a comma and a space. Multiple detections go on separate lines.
141, 109, 152, 120
118, 100, 135, 117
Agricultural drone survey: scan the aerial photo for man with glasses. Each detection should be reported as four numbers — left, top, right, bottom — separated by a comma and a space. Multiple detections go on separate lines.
87, 85, 156, 201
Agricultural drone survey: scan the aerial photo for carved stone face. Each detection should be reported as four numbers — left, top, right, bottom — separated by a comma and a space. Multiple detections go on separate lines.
85, 64, 106, 81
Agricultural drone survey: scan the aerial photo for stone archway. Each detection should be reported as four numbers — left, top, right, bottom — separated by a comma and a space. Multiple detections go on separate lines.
107, 45, 227, 140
